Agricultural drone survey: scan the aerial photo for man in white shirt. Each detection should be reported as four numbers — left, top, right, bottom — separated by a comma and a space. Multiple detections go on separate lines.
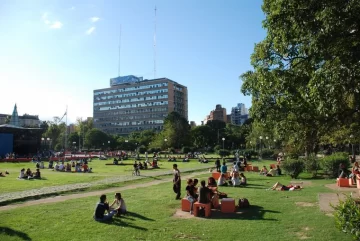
59, 163, 64, 171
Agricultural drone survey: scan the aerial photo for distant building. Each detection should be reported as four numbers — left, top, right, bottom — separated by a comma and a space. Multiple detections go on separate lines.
93, 76, 188, 135
67, 124, 76, 134
230, 103, 249, 125
204, 104, 227, 123
189, 121, 196, 127
0, 104, 40, 127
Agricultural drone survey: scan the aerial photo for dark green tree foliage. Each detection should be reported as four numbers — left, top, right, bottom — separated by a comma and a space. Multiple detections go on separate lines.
85, 128, 109, 149
163, 112, 191, 149
241, 0, 360, 155
191, 125, 212, 148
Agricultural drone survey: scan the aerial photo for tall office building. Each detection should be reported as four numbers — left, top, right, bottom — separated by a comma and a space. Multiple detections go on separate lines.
230, 103, 249, 125
93, 75, 188, 135
204, 104, 227, 123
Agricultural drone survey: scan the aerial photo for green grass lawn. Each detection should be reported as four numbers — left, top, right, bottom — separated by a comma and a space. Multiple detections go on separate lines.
0, 158, 218, 193
0, 169, 350, 241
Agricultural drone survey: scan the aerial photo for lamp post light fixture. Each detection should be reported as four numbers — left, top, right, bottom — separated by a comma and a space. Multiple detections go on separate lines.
274, 139, 276, 149
266, 136, 269, 149
222, 137, 225, 150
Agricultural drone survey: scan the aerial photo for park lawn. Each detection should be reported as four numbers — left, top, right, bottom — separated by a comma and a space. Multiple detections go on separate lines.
0, 171, 349, 241
0, 158, 216, 193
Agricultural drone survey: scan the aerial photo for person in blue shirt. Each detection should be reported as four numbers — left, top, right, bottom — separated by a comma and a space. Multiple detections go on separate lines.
220, 161, 227, 174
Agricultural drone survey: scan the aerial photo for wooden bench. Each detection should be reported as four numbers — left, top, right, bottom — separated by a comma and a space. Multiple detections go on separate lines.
252, 166, 259, 172
193, 202, 211, 217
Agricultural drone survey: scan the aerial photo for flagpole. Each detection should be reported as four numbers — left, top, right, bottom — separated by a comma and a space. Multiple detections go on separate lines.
65, 105, 68, 154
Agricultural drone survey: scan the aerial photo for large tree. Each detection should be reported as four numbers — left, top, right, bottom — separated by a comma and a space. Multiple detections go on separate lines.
241, 0, 360, 155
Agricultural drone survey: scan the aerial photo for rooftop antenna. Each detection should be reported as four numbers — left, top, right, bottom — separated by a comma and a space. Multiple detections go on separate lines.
118, 24, 122, 77
153, 6, 157, 79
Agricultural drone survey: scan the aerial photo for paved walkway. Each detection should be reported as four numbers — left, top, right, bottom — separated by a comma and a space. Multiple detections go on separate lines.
0, 170, 209, 211
0, 166, 211, 204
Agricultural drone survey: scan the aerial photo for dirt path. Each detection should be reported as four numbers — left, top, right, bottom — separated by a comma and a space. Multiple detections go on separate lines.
0, 171, 209, 212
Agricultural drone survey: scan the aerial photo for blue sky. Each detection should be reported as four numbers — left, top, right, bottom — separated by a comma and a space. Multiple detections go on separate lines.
0, 0, 266, 125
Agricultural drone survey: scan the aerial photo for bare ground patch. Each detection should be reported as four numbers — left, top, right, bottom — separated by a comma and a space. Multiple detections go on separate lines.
290, 181, 312, 187
318, 192, 360, 213
295, 202, 316, 207
294, 227, 312, 240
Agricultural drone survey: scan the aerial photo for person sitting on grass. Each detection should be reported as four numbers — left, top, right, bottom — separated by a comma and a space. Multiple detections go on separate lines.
40, 161, 45, 169
270, 182, 302, 191
276, 165, 282, 176
58, 162, 64, 172
66, 163, 71, 172
231, 171, 240, 186
26, 168, 33, 178
267, 166, 277, 177
138, 162, 144, 170
93, 194, 117, 222
113, 158, 118, 165
0, 170, 9, 177
83, 163, 89, 172
33, 169, 41, 179
109, 192, 127, 216
217, 174, 228, 186
260, 166, 268, 175
49, 160, 54, 169
19, 168, 26, 179
240, 173, 247, 186
185, 179, 197, 214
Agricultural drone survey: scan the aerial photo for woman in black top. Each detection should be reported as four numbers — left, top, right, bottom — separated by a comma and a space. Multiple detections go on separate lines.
185, 179, 197, 214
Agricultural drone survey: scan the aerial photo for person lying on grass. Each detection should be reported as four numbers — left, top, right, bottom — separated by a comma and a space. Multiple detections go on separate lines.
94, 194, 117, 222
270, 182, 302, 191
0, 170, 9, 177
109, 192, 127, 216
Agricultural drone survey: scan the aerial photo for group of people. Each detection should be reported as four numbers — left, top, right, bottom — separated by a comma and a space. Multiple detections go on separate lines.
339, 161, 360, 183
19, 168, 41, 179
259, 165, 282, 176
93, 192, 127, 222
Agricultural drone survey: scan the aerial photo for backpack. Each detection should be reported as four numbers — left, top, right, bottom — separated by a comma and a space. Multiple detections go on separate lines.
238, 198, 250, 208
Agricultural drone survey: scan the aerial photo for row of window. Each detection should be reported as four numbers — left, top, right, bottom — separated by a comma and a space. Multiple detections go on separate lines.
94, 89, 169, 100
95, 113, 167, 122
97, 120, 164, 127
94, 107, 168, 117
94, 83, 168, 96
96, 101, 169, 111
99, 125, 163, 134
94, 95, 168, 106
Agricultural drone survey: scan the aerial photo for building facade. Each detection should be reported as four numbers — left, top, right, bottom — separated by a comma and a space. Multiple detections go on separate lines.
204, 104, 227, 123
230, 103, 249, 125
0, 105, 40, 128
93, 77, 188, 135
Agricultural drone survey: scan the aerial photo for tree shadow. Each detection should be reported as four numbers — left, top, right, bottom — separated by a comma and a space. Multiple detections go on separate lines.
207, 205, 279, 221
0, 227, 32, 241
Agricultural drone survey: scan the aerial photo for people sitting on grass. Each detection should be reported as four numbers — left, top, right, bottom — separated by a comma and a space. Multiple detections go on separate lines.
109, 192, 127, 216
217, 173, 228, 186
113, 158, 119, 165
26, 168, 33, 178
33, 168, 41, 179
183, 157, 189, 162
49, 160, 54, 169
83, 163, 89, 172
93, 194, 117, 222
138, 162, 144, 170
267, 166, 277, 177
71, 160, 76, 167
260, 166, 268, 175
58, 162, 64, 172
19, 168, 26, 179
270, 182, 302, 191
40, 161, 45, 169
75, 163, 81, 172
185, 179, 197, 214
66, 163, 71, 172
231, 171, 240, 186
240, 173, 247, 186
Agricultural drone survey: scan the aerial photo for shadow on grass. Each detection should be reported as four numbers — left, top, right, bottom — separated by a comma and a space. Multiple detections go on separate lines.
110, 219, 148, 231
209, 205, 279, 221
126, 211, 155, 221
0, 227, 32, 240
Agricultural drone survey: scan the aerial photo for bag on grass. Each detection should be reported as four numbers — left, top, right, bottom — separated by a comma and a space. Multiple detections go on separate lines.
238, 198, 250, 208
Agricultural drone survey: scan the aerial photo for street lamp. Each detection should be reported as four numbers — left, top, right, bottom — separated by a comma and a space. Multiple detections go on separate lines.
259, 136, 263, 158
72, 141, 76, 151
108, 140, 111, 151
350, 135, 354, 157
274, 139, 276, 149
266, 136, 269, 149
222, 137, 225, 150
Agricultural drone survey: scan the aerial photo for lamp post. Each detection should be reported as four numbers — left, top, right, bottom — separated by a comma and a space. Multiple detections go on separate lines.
266, 136, 269, 149
350, 135, 354, 157
259, 136, 263, 158
273, 139, 276, 149
222, 137, 225, 150
108, 140, 111, 151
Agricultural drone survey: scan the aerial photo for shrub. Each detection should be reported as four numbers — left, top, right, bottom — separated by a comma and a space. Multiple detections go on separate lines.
303, 154, 320, 178
181, 146, 191, 154
281, 158, 304, 179
332, 194, 360, 240
321, 152, 350, 178
147, 147, 161, 154
217, 149, 230, 157
214, 145, 222, 151
241, 149, 258, 159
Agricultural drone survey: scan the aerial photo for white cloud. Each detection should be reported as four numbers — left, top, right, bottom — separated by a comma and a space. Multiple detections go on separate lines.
50, 21, 63, 29
86, 27, 95, 35
42, 13, 62, 29
90, 17, 100, 23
